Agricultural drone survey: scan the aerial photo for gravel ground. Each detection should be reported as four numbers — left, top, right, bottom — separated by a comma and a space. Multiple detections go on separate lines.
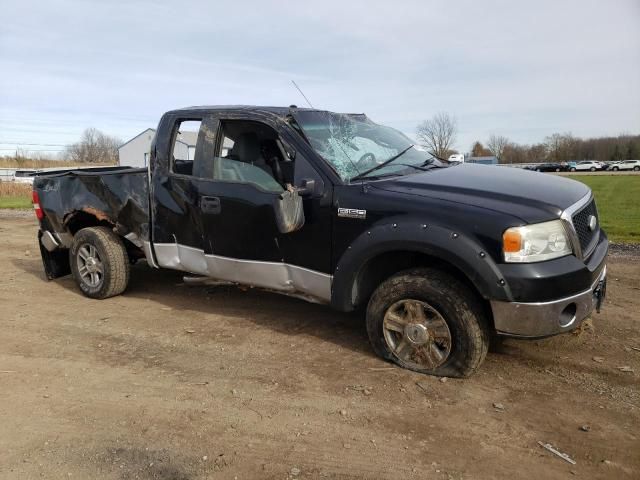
0, 214, 638, 480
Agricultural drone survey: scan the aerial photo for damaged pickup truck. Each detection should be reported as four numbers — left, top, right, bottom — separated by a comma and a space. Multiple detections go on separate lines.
33, 106, 608, 377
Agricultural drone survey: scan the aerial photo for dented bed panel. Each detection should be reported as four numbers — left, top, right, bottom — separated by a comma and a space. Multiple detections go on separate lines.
33, 167, 150, 241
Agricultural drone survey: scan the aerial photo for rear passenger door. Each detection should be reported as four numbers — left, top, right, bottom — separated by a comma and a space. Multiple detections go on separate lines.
151, 115, 208, 265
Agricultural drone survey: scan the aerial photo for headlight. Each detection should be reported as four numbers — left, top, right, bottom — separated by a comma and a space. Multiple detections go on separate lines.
503, 219, 572, 263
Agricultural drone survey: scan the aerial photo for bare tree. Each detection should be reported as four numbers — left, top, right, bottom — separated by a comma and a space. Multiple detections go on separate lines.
544, 132, 578, 163
470, 141, 492, 157
65, 128, 121, 164
416, 112, 457, 159
486, 134, 510, 162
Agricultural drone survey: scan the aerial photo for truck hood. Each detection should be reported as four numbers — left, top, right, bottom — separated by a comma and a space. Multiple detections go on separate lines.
373, 163, 590, 224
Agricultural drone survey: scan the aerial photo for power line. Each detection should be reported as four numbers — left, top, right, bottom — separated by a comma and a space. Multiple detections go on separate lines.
0, 148, 65, 151
0, 142, 70, 147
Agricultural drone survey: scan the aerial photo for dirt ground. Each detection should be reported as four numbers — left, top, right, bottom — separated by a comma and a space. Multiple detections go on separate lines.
1, 212, 638, 480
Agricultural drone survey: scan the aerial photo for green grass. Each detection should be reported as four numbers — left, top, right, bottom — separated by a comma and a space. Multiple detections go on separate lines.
0, 195, 32, 209
566, 175, 640, 244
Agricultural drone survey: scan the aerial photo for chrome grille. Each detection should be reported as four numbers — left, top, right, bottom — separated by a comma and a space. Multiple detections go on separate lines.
572, 199, 598, 255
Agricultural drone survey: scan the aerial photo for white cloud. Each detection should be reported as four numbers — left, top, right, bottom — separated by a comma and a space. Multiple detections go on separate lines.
1, 0, 639, 153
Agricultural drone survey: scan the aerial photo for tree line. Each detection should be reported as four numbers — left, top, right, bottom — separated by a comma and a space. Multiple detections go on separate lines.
64, 128, 121, 164
417, 113, 640, 163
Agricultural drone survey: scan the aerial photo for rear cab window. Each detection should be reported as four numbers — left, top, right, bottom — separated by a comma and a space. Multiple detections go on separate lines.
170, 120, 202, 176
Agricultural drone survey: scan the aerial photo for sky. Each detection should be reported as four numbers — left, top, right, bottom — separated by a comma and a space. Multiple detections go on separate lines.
1, 0, 639, 156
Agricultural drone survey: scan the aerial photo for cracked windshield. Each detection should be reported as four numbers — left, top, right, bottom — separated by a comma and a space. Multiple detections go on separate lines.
293, 111, 441, 181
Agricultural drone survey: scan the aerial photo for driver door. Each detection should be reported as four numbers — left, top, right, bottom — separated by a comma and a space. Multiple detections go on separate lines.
195, 114, 332, 301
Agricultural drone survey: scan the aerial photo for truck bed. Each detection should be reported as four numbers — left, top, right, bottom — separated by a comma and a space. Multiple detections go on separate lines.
33, 166, 150, 244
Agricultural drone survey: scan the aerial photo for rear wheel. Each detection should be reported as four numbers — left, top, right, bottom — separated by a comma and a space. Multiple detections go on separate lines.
70, 227, 129, 299
612, 166, 619, 171
570, 167, 576, 172
366, 268, 489, 377
590, 167, 596, 171
634, 166, 640, 171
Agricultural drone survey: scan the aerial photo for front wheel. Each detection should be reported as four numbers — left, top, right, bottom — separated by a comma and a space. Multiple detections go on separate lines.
612, 166, 619, 171
570, 167, 576, 172
70, 227, 130, 299
590, 167, 596, 171
366, 268, 489, 377
634, 166, 640, 171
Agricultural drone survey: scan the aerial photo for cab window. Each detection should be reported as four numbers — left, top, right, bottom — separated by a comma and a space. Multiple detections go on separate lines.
209, 120, 292, 193
170, 119, 202, 176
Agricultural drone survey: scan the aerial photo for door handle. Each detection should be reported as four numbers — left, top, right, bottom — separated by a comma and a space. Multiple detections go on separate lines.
201, 196, 221, 214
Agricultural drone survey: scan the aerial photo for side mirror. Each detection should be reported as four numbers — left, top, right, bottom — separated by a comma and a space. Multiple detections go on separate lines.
296, 178, 315, 197
273, 189, 305, 234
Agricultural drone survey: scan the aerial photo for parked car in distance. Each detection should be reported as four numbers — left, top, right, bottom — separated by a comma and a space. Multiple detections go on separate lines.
570, 161, 604, 172
610, 160, 640, 171
13, 169, 38, 184
448, 153, 465, 163
533, 163, 566, 172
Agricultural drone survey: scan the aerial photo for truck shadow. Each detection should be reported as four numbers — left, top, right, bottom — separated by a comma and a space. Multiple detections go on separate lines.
10, 257, 579, 370
19, 257, 609, 375
10, 257, 375, 359
123, 263, 374, 358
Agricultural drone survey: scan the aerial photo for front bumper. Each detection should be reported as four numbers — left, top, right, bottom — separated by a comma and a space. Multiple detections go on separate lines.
491, 265, 607, 338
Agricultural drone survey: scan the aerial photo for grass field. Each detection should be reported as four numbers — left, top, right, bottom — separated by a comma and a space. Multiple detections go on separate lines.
0, 182, 32, 209
567, 175, 640, 243
0, 156, 115, 169
1, 174, 638, 243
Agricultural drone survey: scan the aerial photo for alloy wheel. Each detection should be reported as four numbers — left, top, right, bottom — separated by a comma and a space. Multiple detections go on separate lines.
77, 243, 104, 288
382, 299, 452, 370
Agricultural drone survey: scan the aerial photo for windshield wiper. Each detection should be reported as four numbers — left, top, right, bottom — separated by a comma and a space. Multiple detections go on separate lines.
351, 145, 415, 182
393, 163, 431, 171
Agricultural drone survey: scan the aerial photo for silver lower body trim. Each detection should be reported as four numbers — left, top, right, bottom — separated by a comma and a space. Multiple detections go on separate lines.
142, 241, 160, 268
152, 242, 332, 303
39, 231, 72, 251
491, 265, 606, 338
40, 231, 60, 252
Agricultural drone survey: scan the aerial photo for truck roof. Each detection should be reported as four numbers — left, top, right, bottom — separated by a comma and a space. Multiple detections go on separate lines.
168, 105, 367, 119
170, 105, 315, 116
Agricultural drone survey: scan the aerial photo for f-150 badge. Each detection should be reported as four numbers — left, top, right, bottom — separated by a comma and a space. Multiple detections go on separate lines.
338, 208, 366, 219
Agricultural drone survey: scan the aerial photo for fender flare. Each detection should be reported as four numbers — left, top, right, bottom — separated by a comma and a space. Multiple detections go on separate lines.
330, 218, 512, 311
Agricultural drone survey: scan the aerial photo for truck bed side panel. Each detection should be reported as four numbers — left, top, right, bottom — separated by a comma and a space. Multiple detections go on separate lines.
34, 168, 150, 242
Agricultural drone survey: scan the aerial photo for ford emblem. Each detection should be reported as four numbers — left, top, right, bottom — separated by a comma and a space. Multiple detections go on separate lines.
588, 215, 597, 231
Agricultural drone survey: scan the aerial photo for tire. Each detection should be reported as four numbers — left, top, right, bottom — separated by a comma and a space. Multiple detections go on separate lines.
555, 168, 560, 172
70, 226, 130, 299
612, 167, 619, 171
590, 167, 596, 171
535, 168, 540, 172
634, 166, 640, 171
570, 167, 576, 172
366, 267, 489, 378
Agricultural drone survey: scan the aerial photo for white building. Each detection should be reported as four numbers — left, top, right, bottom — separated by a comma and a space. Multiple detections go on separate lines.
118, 128, 198, 168
118, 128, 156, 168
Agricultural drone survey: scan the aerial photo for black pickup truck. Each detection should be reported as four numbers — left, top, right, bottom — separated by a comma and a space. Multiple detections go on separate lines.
33, 106, 608, 377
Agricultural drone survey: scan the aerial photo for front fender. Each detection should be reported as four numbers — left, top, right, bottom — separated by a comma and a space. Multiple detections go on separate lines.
330, 218, 512, 311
